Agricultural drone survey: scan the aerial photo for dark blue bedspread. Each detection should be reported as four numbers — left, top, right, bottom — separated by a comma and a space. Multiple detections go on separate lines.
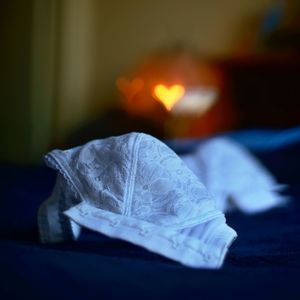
1, 128, 300, 300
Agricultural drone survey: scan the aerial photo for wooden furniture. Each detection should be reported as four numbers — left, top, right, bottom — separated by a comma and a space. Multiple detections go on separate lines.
217, 53, 300, 129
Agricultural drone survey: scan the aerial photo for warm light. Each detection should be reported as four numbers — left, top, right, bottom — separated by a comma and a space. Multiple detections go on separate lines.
153, 84, 185, 111
171, 87, 218, 115
116, 77, 144, 100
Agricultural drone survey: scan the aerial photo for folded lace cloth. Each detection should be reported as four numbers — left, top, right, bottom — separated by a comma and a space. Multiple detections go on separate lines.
38, 132, 237, 269
180, 137, 287, 214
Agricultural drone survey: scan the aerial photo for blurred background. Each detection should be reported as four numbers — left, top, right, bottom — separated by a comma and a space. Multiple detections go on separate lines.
1, 0, 300, 164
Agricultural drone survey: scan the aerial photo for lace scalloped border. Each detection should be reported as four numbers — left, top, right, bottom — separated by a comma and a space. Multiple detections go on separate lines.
44, 153, 83, 202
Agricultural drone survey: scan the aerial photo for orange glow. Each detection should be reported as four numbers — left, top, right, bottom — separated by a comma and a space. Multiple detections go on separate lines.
153, 84, 185, 111
116, 77, 144, 100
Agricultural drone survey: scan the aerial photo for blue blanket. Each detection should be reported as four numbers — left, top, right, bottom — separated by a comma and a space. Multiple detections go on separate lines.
1, 127, 300, 300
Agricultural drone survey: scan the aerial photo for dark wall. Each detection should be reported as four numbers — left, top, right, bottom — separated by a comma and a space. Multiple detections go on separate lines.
0, 0, 34, 163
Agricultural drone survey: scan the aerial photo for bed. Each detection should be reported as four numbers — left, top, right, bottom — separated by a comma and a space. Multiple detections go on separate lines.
1, 127, 300, 300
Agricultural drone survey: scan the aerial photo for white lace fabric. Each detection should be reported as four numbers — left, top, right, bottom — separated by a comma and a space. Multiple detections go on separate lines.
39, 132, 237, 269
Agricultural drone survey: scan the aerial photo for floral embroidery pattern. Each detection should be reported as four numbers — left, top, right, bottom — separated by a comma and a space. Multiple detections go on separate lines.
45, 132, 217, 228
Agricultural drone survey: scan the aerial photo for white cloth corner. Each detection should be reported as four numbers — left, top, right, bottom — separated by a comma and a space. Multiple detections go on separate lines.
180, 137, 287, 214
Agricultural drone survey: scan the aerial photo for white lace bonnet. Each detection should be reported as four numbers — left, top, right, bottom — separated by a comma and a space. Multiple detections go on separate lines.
38, 132, 237, 269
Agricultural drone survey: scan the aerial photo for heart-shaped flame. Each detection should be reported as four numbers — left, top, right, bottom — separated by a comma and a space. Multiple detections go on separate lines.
153, 84, 185, 111
116, 77, 144, 100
